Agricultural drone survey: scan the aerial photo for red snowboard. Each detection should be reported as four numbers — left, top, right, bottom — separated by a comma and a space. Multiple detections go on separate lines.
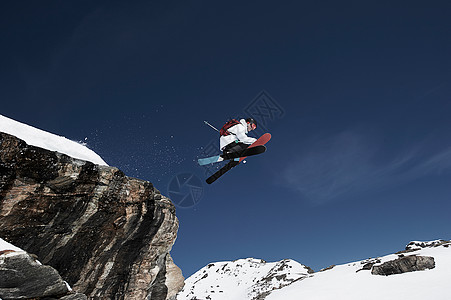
239, 133, 271, 162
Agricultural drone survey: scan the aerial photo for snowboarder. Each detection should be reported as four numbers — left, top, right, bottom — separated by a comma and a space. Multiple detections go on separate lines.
197, 118, 271, 184
200, 117, 270, 184
220, 118, 258, 157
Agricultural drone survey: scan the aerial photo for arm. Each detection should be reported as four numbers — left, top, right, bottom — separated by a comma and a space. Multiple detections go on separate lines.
229, 124, 257, 145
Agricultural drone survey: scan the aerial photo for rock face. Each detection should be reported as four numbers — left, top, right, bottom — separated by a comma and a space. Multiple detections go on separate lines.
0, 132, 184, 299
0, 250, 87, 300
371, 255, 435, 276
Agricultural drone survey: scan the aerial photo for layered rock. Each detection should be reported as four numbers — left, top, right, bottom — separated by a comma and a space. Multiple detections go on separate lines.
0, 132, 184, 299
371, 255, 435, 276
0, 250, 86, 299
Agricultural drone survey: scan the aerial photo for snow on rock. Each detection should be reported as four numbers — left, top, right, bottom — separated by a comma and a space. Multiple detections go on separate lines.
0, 114, 107, 166
177, 258, 313, 300
405, 239, 450, 251
0, 237, 23, 253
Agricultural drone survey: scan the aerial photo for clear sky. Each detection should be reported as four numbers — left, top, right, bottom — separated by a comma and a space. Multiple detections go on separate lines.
1, 1, 450, 277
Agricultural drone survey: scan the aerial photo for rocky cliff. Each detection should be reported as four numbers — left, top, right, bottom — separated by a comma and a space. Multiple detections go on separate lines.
0, 132, 184, 299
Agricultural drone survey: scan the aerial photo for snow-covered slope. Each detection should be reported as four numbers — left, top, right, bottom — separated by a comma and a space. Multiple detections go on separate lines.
177, 258, 313, 300
0, 114, 107, 165
178, 240, 451, 300
0, 237, 23, 253
267, 240, 451, 300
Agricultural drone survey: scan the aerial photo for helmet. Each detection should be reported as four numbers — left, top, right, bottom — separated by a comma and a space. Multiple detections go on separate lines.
245, 118, 257, 127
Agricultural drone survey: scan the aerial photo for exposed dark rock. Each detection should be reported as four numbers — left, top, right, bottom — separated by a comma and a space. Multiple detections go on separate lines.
405, 240, 451, 251
371, 255, 435, 276
0, 251, 70, 299
395, 240, 451, 255
356, 258, 381, 273
320, 265, 335, 272
0, 132, 184, 299
305, 265, 315, 274
356, 263, 374, 273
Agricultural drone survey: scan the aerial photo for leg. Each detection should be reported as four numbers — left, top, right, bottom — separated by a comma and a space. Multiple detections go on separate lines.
222, 142, 249, 157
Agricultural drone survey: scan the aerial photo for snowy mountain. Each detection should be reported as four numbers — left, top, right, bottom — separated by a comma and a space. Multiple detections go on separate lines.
0, 114, 107, 165
178, 240, 451, 300
177, 258, 313, 300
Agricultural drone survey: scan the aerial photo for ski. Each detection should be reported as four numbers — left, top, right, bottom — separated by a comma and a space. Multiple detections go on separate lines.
239, 133, 271, 162
198, 155, 223, 166
206, 159, 240, 184
205, 133, 271, 184
198, 145, 266, 166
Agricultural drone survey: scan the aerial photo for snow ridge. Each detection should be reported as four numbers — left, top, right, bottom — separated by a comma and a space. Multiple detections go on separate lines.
177, 258, 312, 300
0, 114, 107, 166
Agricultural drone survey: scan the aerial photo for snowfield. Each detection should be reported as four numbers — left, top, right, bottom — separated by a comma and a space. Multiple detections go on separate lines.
178, 240, 451, 300
267, 243, 451, 300
0, 114, 107, 166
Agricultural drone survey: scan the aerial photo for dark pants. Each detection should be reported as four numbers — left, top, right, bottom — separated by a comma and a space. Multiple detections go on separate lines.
222, 142, 249, 156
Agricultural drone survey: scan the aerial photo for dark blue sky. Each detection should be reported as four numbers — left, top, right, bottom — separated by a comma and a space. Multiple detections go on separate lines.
2, 1, 451, 277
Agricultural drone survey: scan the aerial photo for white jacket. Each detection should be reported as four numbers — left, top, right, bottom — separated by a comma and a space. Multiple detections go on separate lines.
219, 119, 257, 150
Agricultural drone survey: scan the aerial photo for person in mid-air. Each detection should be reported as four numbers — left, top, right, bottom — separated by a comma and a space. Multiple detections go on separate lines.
219, 118, 257, 156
